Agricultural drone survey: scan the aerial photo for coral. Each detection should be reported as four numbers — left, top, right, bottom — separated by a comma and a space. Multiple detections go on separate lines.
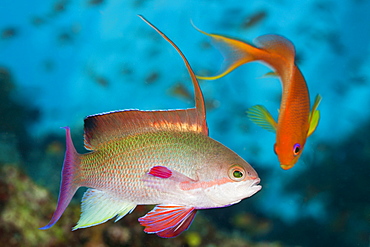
0, 164, 281, 246
0, 165, 82, 247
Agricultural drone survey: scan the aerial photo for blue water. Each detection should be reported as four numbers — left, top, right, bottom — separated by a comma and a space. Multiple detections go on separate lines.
1, 0, 369, 246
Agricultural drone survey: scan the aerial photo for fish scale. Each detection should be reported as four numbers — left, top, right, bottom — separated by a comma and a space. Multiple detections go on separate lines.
81, 131, 218, 199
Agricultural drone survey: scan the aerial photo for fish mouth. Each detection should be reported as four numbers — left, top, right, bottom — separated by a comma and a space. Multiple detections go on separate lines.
250, 178, 262, 194
251, 178, 261, 187
280, 164, 294, 170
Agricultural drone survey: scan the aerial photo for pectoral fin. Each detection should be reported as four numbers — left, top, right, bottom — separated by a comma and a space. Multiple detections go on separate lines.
246, 105, 277, 133
148, 166, 173, 178
143, 166, 198, 192
307, 94, 322, 137
138, 205, 197, 238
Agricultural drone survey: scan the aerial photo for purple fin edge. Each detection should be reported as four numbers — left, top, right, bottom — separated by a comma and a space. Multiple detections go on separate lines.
40, 127, 80, 230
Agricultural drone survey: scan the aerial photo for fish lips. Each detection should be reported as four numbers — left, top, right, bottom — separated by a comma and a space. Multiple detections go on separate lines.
248, 178, 262, 196
252, 178, 261, 187
229, 177, 262, 205
231, 177, 262, 200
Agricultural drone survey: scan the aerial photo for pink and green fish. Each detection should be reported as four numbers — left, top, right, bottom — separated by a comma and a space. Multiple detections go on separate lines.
40, 16, 261, 238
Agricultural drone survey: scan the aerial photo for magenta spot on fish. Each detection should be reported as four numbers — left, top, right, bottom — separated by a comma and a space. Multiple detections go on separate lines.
148, 166, 172, 178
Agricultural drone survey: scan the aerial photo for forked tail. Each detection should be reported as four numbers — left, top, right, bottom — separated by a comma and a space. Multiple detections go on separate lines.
192, 25, 261, 80
40, 127, 81, 229
193, 25, 296, 81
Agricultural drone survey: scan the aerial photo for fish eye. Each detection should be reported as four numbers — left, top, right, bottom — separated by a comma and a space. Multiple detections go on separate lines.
233, 170, 243, 178
293, 143, 301, 156
228, 165, 245, 182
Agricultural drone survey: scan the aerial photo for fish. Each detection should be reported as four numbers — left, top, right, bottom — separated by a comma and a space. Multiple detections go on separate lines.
194, 26, 322, 170
169, 82, 193, 101
241, 11, 267, 29
145, 71, 160, 84
39, 15, 262, 238
1, 27, 17, 39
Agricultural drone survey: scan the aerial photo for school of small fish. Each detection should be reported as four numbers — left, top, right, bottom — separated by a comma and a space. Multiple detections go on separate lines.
40, 14, 320, 238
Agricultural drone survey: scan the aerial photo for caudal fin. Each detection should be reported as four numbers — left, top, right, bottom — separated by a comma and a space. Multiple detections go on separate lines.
40, 127, 81, 230
193, 26, 297, 81
192, 24, 261, 80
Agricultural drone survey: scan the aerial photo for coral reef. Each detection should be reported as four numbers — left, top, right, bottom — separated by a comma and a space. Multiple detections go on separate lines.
0, 166, 281, 247
1, 1, 370, 245
0, 165, 81, 246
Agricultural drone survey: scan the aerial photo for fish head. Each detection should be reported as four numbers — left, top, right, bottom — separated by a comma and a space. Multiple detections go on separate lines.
274, 133, 306, 170
197, 149, 261, 208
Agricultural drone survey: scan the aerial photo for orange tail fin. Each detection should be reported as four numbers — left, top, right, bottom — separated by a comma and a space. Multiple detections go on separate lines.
193, 24, 296, 80
192, 24, 262, 80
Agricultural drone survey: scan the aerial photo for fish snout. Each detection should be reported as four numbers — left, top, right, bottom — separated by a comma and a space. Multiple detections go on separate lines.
249, 178, 262, 195
252, 178, 260, 187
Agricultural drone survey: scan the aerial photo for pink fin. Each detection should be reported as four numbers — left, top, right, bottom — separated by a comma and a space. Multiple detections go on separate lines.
148, 166, 172, 178
84, 109, 207, 150
138, 205, 197, 238
40, 127, 80, 230
139, 15, 206, 131
156, 210, 197, 238
84, 16, 209, 151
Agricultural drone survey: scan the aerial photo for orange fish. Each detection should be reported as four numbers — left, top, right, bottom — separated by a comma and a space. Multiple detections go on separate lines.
194, 26, 321, 170
39, 16, 261, 238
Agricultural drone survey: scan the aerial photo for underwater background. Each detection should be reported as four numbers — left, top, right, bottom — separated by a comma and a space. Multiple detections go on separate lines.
0, 0, 369, 246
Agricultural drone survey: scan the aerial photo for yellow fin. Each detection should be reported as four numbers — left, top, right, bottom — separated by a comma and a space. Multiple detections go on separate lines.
246, 105, 277, 133
73, 189, 136, 230
191, 21, 260, 80
307, 94, 322, 137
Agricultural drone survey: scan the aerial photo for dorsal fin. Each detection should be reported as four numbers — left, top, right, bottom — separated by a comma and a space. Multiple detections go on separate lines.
138, 15, 206, 125
254, 34, 296, 65
83, 16, 208, 150
84, 109, 206, 150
